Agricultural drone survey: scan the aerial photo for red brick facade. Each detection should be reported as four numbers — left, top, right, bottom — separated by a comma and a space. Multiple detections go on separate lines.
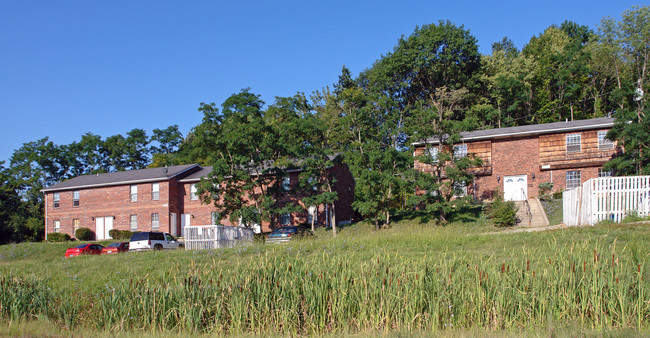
44, 163, 355, 239
414, 119, 619, 201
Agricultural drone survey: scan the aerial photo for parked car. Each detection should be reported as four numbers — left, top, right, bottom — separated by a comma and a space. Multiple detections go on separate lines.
65, 243, 104, 257
129, 232, 184, 251
101, 242, 129, 254
266, 226, 310, 244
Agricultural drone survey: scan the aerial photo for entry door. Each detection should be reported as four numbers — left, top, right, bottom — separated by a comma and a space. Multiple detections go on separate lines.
170, 213, 177, 236
95, 217, 114, 240
181, 214, 191, 237
504, 175, 527, 201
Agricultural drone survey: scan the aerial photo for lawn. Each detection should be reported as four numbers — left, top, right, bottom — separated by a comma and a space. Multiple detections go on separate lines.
1, 213, 649, 336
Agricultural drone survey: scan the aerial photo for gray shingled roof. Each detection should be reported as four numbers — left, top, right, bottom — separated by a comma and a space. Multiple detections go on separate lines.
413, 117, 615, 145
42, 164, 200, 192
179, 166, 213, 182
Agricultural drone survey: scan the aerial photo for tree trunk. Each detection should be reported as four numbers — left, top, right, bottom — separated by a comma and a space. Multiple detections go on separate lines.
331, 203, 337, 237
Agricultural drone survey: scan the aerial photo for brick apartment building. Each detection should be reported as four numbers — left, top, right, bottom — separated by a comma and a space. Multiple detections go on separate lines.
413, 117, 620, 201
42, 162, 355, 240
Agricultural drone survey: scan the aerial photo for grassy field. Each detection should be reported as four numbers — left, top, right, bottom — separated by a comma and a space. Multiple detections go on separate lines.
1, 212, 649, 336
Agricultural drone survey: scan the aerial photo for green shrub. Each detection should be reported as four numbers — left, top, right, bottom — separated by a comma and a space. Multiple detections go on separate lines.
75, 227, 94, 241
552, 191, 563, 199
47, 233, 71, 242
538, 182, 553, 200
108, 229, 135, 240
487, 193, 519, 227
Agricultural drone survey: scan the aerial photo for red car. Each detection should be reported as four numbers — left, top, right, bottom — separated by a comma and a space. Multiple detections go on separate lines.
101, 242, 129, 254
65, 243, 104, 258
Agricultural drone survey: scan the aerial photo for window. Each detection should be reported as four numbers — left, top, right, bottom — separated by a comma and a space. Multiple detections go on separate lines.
53, 193, 60, 208
282, 176, 291, 191
598, 131, 614, 150
280, 213, 290, 225
454, 182, 468, 197
72, 191, 80, 207
307, 211, 317, 225
308, 177, 318, 191
190, 184, 198, 200
566, 134, 581, 153
151, 183, 159, 200
454, 144, 467, 159
130, 185, 137, 202
211, 212, 220, 225
130, 214, 138, 231
428, 147, 439, 162
73, 218, 80, 234
151, 213, 159, 230
598, 168, 613, 177
53, 220, 60, 233
566, 171, 581, 189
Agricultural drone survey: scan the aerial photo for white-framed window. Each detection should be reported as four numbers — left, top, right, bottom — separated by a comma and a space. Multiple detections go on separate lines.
428, 146, 439, 162
598, 168, 613, 177
454, 144, 467, 159
53, 220, 60, 233
308, 177, 318, 191
282, 176, 291, 191
566, 170, 581, 189
130, 214, 138, 231
151, 213, 159, 230
151, 183, 159, 200
566, 134, 581, 153
454, 182, 468, 197
598, 130, 614, 150
130, 185, 138, 202
53, 192, 60, 208
280, 213, 291, 225
307, 211, 317, 225
72, 191, 80, 207
211, 212, 220, 225
73, 219, 80, 234
190, 184, 198, 200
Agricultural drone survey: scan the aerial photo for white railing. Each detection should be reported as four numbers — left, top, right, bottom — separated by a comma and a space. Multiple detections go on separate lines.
563, 175, 650, 226
184, 225, 254, 250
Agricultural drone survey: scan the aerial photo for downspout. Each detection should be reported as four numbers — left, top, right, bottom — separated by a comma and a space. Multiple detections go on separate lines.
44, 192, 48, 241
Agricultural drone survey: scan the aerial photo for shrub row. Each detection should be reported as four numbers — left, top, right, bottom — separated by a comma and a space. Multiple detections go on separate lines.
108, 229, 137, 240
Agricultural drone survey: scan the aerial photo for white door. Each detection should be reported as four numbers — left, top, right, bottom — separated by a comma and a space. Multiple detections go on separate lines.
104, 217, 113, 239
504, 175, 527, 201
96, 217, 105, 240
181, 214, 191, 237
170, 213, 177, 236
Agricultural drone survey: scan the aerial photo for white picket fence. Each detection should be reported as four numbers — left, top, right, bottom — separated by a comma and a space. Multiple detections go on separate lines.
184, 225, 254, 250
563, 176, 650, 226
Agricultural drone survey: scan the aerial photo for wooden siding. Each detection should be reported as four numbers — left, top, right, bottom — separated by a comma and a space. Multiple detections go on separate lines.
414, 141, 492, 176
539, 129, 616, 169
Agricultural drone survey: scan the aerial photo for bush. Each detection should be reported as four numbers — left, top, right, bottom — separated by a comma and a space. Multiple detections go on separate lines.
538, 182, 553, 201
75, 227, 94, 241
47, 233, 71, 242
108, 229, 136, 240
487, 194, 519, 227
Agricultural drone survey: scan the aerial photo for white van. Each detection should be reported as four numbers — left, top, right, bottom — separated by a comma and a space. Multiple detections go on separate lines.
129, 232, 184, 251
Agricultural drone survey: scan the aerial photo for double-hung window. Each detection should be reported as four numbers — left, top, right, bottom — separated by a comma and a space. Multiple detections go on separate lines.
130, 214, 138, 231
190, 184, 198, 200
566, 134, 581, 153
282, 176, 291, 192
598, 131, 614, 150
73, 218, 80, 234
454, 144, 467, 159
428, 147, 439, 163
130, 185, 138, 202
72, 191, 80, 207
598, 168, 613, 177
280, 213, 291, 225
151, 183, 159, 200
566, 171, 581, 189
53, 193, 60, 208
151, 213, 159, 231
53, 220, 60, 233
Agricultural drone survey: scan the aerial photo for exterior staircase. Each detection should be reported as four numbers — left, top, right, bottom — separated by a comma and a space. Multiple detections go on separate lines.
514, 198, 550, 228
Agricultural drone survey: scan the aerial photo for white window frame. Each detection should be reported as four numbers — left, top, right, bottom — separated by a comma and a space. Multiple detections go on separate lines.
190, 184, 198, 200
73, 219, 80, 234
72, 191, 80, 207
566, 134, 581, 153
454, 182, 468, 197
280, 213, 291, 225
566, 170, 581, 189
151, 183, 159, 201
130, 185, 138, 202
53, 220, 60, 233
130, 214, 138, 231
598, 131, 614, 150
454, 144, 467, 159
428, 146, 439, 163
151, 213, 159, 230
53, 193, 60, 208
282, 176, 291, 191
598, 168, 613, 177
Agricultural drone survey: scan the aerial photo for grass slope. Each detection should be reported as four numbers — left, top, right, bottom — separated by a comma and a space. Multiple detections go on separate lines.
1, 215, 649, 336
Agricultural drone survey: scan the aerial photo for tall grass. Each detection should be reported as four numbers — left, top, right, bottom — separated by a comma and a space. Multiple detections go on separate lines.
1, 232, 648, 334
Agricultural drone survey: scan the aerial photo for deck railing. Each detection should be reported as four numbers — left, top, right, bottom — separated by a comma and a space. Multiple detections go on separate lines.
184, 225, 254, 250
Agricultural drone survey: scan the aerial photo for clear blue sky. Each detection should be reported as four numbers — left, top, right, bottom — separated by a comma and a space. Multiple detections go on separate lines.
1, 0, 647, 164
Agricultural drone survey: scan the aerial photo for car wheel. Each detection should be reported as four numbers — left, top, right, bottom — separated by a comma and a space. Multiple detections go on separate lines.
153, 244, 163, 251
178, 244, 184, 250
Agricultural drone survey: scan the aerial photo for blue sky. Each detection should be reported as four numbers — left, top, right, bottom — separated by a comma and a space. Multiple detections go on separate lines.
1, 0, 647, 164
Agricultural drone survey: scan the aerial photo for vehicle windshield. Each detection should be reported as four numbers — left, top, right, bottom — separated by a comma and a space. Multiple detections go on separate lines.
75, 244, 87, 249
108, 242, 121, 247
